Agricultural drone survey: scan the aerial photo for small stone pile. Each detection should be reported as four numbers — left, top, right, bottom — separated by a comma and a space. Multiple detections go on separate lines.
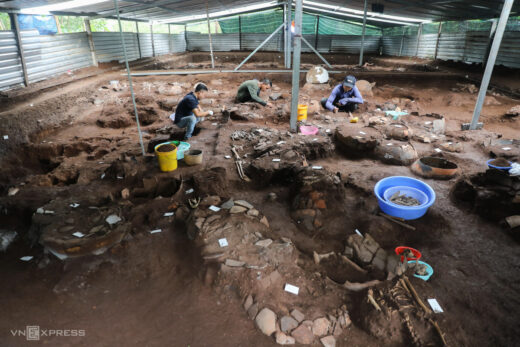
243, 296, 351, 346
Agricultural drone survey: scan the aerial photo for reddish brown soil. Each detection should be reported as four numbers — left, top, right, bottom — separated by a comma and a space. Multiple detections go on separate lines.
0, 52, 519, 347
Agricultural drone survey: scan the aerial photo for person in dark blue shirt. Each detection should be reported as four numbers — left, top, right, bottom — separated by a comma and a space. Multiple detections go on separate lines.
170, 83, 213, 139
321, 75, 363, 113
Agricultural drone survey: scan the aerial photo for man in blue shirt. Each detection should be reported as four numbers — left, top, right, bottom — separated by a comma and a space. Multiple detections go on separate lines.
321, 75, 363, 113
170, 83, 213, 140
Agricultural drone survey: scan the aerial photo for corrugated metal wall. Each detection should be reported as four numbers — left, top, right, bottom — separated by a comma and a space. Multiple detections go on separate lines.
21, 30, 93, 84
186, 33, 381, 54
153, 33, 170, 55
92, 32, 140, 62
383, 30, 520, 69
172, 33, 186, 53
138, 33, 154, 58
0, 31, 24, 90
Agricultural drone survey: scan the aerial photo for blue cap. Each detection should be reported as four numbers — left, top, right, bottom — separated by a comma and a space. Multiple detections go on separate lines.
343, 75, 356, 88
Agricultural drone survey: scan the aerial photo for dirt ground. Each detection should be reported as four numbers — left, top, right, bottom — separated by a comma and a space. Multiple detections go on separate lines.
0, 52, 519, 347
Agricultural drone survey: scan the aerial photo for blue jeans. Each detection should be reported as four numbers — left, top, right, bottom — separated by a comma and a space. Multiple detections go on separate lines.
175, 114, 203, 139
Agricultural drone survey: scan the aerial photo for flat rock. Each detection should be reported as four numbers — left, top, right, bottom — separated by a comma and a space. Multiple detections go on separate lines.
230, 206, 247, 214
247, 303, 259, 320
281, 316, 299, 333
276, 331, 296, 345
221, 199, 234, 209
320, 335, 336, 347
247, 209, 260, 217
255, 308, 277, 336
291, 309, 305, 323
312, 318, 330, 337
225, 259, 245, 267
234, 200, 254, 209
270, 93, 282, 101
291, 321, 314, 344
255, 239, 273, 248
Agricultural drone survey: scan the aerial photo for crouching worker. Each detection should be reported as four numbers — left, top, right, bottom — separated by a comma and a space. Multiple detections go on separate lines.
321, 75, 363, 113
170, 83, 213, 140
236, 78, 273, 107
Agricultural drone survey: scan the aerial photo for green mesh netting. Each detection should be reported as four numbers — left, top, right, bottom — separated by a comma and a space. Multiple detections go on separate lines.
318, 16, 381, 35
238, 9, 284, 33
216, 8, 381, 35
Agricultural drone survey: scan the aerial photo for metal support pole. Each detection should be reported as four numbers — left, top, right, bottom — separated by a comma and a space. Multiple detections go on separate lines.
235, 23, 284, 71
415, 23, 422, 57
469, 0, 514, 130
113, 0, 145, 156
283, 3, 287, 65
399, 26, 405, 57
184, 24, 188, 50
150, 22, 155, 57
238, 15, 242, 51
285, 0, 291, 69
289, 0, 303, 132
136, 21, 142, 58
301, 36, 332, 68
206, 2, 215, 68
483, 19, 498, 67
10, 13, 29, 86
434, 22, 443, 60
84, 19, 98, 67
314, 15, 320, 49
359, 0, 368, 66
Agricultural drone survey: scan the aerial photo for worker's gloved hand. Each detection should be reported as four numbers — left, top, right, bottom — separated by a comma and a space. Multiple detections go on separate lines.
208, 110, 214, 116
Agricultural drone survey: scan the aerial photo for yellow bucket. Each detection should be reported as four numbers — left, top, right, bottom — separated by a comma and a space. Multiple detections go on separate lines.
297, 104, 308, 121
154, 142, 178, 172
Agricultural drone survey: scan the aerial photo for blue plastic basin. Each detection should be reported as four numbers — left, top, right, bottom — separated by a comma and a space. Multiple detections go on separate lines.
374, 176, 436, 220
407, 260, 434, 281
486, 159, 512, 171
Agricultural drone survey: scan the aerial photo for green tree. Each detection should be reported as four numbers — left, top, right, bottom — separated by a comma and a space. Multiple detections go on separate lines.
0, 12, 11, 30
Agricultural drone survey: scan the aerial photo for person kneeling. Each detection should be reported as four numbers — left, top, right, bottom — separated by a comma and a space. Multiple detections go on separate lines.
321, 75, 363, 114
235, 78, 273, 107
171, 83, 213, 140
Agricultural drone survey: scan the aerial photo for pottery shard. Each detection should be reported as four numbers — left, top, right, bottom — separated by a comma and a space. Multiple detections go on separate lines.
281, 316, 299, 333
230, 206, 247, 214
291, 321, 314, 344
312, 318, 330, 337
243, 294, 254, 311
320, 335, 336, 347
255, 308, 277, 336
276, 331, 296, 345
234, 200, 254, 209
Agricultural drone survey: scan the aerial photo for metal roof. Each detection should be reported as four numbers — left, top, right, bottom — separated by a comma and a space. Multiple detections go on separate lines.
1, 0, 519, 25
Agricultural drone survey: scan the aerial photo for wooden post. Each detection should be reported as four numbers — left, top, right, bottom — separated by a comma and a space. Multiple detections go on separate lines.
54, 16, 62, 33
10, 13, 29, 86
415, 23, 423, 57
434, 22, 443, 60
206, 1, 215, 68
136, 21, 142, 59
84, 19, 98, 67
399, 26, 405, 56
150, 22, 155, 57
314, 15, 320, 49
238, 15, 242, 51
168, 24, 172, 53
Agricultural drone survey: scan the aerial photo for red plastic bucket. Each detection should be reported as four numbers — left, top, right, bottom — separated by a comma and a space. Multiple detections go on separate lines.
395, 246, 422, 263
